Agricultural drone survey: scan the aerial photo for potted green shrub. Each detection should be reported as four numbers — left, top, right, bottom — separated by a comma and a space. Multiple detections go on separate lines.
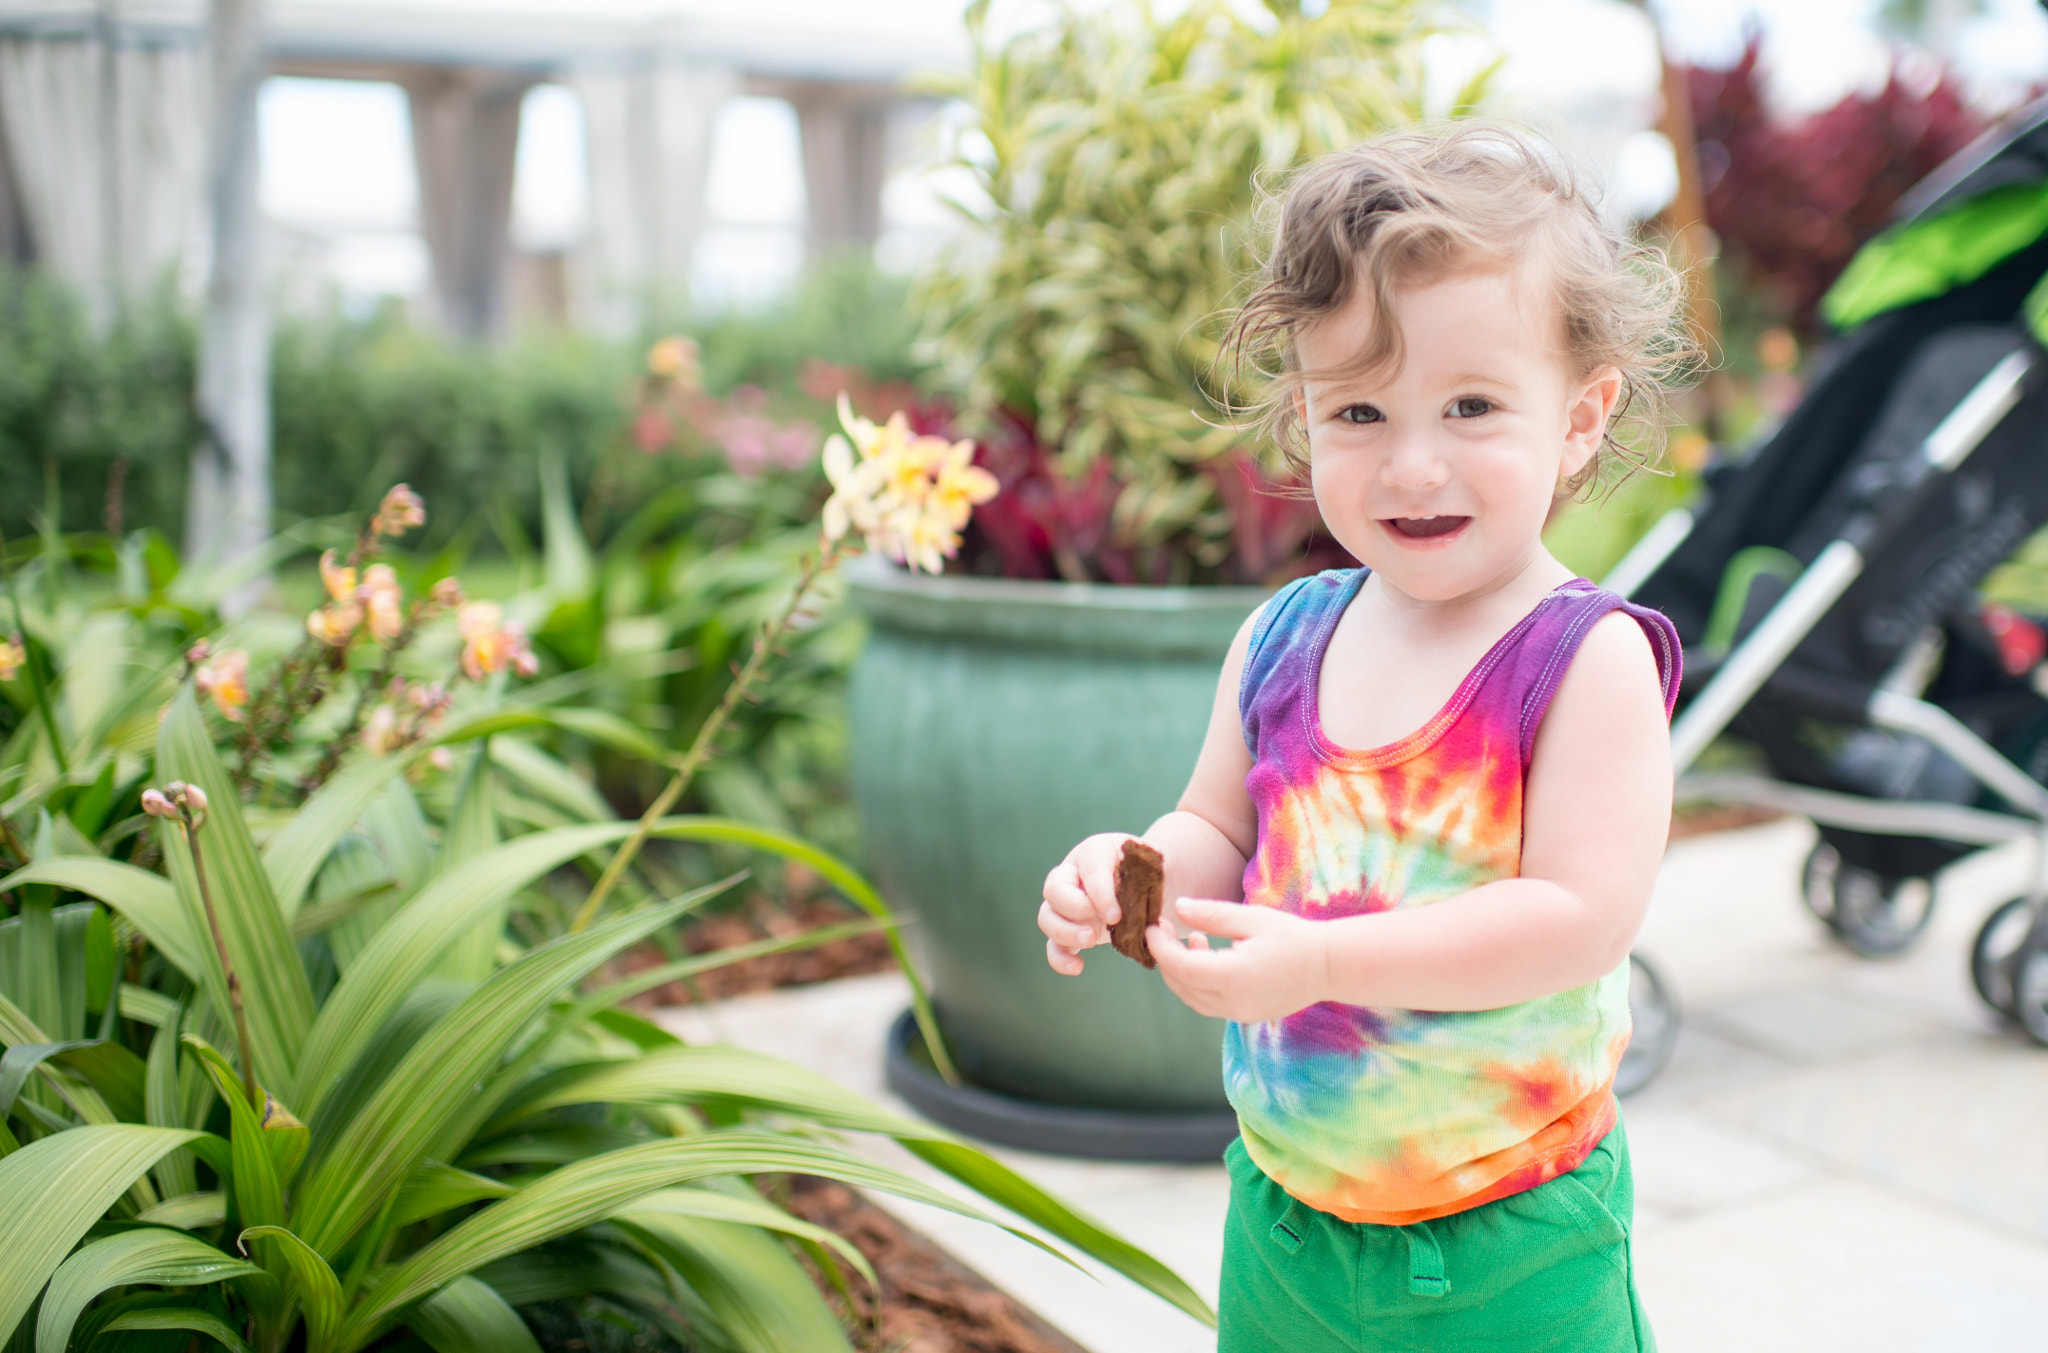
850, 0, 1469, 1156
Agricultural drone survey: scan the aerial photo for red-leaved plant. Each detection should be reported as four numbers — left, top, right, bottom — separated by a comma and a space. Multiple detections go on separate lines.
1686, 36, 1988, 330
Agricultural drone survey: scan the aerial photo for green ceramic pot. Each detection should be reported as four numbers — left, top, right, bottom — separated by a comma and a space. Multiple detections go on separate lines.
847, 556, 1269, 1111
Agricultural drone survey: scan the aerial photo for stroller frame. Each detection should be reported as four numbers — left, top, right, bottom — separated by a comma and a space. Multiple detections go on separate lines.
1609, 342, 2048, 1068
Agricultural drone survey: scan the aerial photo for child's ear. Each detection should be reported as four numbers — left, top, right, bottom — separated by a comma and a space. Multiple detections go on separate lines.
1561, 366, 1624, 478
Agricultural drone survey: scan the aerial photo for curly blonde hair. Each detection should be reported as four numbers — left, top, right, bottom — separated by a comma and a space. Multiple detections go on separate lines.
1222, 121, 1702, 496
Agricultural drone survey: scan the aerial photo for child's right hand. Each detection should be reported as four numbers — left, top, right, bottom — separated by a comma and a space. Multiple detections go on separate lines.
1039, 832, 1140, 975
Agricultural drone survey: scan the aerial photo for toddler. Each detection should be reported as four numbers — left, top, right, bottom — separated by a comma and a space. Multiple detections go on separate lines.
1038, 124, 1693, 1351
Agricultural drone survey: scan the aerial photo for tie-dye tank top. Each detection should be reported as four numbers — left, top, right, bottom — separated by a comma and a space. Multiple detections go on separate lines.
1225, 569, 1681, 1226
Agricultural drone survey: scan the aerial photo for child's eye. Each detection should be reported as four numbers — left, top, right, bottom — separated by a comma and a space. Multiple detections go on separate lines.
1448, 396, 1493, 419
1336, 403, 1383, 425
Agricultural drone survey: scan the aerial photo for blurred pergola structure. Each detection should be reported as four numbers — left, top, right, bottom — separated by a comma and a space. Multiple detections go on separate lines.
0, 0, 963, 339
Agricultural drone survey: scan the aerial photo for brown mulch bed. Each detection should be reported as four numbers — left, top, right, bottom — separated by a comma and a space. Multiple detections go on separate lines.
613, 893, 899, 1011
778, 1176, 1089, 1353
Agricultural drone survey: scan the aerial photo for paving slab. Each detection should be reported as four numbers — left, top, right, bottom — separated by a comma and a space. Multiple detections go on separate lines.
1633, 1176, 2048, 1353
655, 816, 2048, 1350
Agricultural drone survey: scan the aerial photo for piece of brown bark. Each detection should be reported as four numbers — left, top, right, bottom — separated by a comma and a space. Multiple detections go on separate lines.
1110, 839, 1165, 968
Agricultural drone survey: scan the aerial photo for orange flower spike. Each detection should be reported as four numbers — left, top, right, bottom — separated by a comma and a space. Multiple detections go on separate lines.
0, 634, 23, 682
458, 600, 535, 680
318, 549, 357, 604
307, 601, 363, 647
457, 600, 503, 680
192, 648, 251, 722
360, 564, 405, 644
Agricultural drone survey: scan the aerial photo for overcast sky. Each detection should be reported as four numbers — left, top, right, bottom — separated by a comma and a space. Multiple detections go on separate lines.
258, 0, 2048, 310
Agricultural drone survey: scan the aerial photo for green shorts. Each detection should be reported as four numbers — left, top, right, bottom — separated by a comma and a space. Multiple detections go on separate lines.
1219, 1120, 1655, 1353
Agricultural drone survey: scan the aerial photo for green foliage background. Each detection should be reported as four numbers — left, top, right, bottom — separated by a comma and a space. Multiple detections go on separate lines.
0, 261, 920, 550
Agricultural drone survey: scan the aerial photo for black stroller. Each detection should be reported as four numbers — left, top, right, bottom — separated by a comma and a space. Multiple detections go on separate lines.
1607, 93, 2048, 1087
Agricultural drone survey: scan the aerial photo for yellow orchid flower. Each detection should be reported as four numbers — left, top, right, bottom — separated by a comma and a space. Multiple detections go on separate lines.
929, 438, 999, 529
819, 392, 995, 575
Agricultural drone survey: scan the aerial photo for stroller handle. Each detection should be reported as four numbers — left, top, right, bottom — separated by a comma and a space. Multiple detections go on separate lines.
1666, 348, 2036, 776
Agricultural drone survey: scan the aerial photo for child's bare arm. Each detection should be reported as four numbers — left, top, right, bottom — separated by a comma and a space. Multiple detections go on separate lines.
1152, 612, 1669, 1017
1039, 613, 1259, 974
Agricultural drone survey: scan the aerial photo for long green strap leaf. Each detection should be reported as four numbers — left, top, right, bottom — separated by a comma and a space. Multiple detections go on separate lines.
100, 1307, 253, 1353
344, 1131, 1063, 1348
263, 751, 411, 923
239, 1226, 344, 1353
293, 893, 713, 1257
144, 1001, 197, 1198
631, 817, 954, 1083
136, 1191, 226, 1230
390, 1162, 516, 1231
436, 706, 673, 767
503, 1044, 1216, 1326
618, 1187, 875, 1292
0, 994, 118, 1127
297, 816, 942, 1114
185, 1039, 286, 1233
36, 1226, 262, 1353
617, 1214, 855, 1353
0, 1041, 96, 1122
291, 822, 636, 1117
0, 859, 203, 981
0, 1124, 205, 1341
403, 1274, 541, 1353
156, 686, 316, 1089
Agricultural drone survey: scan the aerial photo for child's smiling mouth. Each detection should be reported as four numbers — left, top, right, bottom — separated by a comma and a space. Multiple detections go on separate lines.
1385, 515, 1471, 541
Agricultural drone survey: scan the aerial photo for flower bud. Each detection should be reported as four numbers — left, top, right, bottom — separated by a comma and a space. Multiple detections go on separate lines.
140, 788, 177, 818
180, 784, 209, 816
373, 484, 427, 538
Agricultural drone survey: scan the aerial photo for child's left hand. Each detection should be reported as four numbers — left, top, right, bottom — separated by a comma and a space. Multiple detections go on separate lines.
1148, 898, 1328, 1024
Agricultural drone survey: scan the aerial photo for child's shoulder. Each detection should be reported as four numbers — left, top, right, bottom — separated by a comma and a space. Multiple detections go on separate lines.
1536, 591, 1681, 731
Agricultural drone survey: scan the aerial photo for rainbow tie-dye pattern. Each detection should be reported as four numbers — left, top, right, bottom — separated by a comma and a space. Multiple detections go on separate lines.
1225, 570, 1681, 1225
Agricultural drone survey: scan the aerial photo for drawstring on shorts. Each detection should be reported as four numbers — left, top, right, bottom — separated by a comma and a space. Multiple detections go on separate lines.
1404, 1220, 1449, 1299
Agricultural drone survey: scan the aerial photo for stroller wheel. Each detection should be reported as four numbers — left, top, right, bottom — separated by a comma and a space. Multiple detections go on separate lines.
1616, 953, 1678, 1097
1827, 867, 1937, 958
1800, 842, 1841, 923
2014, 926, 2048, 1048
1971, 896, 2035, 1017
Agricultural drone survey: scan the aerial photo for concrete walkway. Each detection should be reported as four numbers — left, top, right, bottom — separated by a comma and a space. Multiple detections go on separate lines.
656, 818, 2048, 1352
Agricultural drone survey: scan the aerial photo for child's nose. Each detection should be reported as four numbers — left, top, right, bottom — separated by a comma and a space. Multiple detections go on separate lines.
1380, 433, 1450, 492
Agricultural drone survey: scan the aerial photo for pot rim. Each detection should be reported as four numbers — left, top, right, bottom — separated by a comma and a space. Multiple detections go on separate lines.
844, 551, 1272, 611
844, 552, 1274, 654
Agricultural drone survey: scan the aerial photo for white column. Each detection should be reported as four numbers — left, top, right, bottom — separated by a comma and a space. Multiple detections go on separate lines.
187, 0, 270, 608
404, 65, 533, 342
570, 59, 736, 334
791, 87, 890, 256
0, 32, 206, 312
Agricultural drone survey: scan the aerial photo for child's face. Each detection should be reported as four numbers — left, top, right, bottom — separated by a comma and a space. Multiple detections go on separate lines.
1296, 261, 1619, 605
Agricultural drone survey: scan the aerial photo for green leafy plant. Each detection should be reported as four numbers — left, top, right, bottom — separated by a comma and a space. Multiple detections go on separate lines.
0, 465, 1215, 1349
0, 683, 1211, 1353
916, 0, 1471, 582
